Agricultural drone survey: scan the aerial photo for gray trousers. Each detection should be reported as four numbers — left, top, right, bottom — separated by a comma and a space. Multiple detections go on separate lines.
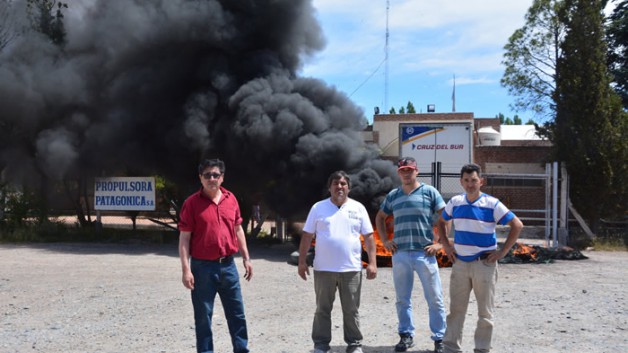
312, 270, 363, 350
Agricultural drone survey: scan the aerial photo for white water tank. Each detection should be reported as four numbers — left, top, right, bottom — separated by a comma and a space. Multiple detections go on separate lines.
477, 127, 501, 146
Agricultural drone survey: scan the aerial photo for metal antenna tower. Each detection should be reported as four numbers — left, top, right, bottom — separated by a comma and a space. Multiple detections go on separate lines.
384, 0, 390, 113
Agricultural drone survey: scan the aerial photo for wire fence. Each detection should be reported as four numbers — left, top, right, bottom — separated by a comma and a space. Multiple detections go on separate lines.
418, 169, 550, 226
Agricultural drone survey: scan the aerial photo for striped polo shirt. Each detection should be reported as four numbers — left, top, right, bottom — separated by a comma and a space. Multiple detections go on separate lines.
380, 183, 445, 251
442, 193, 515, 261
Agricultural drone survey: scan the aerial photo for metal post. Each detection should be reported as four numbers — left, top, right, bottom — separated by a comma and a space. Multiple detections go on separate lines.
96, 210, 103, 234
436, 162, 442, 191
552, 161, 559, 247
559, 164, 569, 246
545, 163, 551, 247
276, 217, 286, 243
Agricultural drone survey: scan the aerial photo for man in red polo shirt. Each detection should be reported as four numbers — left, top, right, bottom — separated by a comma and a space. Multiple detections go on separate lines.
178, 158, 253, 353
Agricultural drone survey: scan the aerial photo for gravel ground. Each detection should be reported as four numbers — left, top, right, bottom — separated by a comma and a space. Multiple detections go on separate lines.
0, 242, 626, 353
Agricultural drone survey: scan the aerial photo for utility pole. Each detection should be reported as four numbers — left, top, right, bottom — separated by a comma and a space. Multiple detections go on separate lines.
452, 74, 456, 112
384, 0, 389, 113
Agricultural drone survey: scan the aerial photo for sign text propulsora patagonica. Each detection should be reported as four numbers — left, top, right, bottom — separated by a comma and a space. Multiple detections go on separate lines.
94, 177, 156, 211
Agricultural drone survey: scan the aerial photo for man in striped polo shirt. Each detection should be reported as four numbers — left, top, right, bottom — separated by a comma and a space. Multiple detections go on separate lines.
375, 157, 447, 353
437, 163, 523, 353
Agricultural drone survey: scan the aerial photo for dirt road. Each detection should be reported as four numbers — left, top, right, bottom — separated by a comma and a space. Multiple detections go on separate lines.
0, 242, 626, 353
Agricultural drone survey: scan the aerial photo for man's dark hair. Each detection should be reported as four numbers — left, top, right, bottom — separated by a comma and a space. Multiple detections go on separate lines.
327, 170, 351, 189
460, 163, 481, 178
198, 158, 225, 175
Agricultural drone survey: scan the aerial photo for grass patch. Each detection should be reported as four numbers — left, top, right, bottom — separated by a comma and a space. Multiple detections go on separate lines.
568, 226, 627, 251
592, 223, 627, 251
592, 234, 627, 251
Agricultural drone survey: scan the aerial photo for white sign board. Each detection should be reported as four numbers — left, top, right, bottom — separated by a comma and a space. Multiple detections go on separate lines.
94, 177, 156, 211
399, 123, 472, 173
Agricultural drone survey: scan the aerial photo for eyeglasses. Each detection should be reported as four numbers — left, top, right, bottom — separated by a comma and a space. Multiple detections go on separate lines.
202, 172, 222, 180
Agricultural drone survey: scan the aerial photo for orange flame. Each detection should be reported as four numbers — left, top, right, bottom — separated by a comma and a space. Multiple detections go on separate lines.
361, 215, 453, 268
511, 243, 538, 261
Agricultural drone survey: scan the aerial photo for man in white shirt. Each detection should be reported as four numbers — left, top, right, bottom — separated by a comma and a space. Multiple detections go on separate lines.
298, 170, 377, 353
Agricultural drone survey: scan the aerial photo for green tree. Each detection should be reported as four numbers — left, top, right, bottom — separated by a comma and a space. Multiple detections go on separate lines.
495, 113, 523, 125
389, 107, 396, 114
606, 0, 628, 108
513, 115, 523, 124
26, 0, 68, 46
399, 106, 405, 114
406, 101, 416, 113
550, 0, 627, 228
501, 0, 567, 118
525, 118, 536, 124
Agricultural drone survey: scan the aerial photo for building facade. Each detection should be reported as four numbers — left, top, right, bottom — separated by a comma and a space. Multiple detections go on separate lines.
367, 112, 552, 223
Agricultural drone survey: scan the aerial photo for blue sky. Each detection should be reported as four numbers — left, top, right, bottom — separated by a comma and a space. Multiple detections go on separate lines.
300, 0, 537, 124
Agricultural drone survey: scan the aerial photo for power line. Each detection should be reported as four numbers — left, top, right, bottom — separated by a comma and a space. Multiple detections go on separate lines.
348, 0, 390, 111
348, 57, 386, 98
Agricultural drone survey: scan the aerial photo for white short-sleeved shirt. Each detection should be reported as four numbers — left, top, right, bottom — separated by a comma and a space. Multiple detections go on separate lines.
303, 198, 373, 272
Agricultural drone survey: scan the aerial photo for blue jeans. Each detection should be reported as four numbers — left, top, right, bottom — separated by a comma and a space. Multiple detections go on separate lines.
392, 250, 446, 341
190, 258, 249, 353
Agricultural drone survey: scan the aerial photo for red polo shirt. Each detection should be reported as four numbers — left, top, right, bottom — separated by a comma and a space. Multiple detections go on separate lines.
178, 187, 243, 260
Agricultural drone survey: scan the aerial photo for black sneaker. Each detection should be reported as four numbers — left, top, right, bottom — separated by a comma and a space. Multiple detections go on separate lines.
434, 340, 444, 353
395, 334, 414, 352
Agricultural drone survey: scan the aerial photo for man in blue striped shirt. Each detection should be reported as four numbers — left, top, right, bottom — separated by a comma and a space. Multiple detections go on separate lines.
437, 163, 523, 353
376, 157, 447, 353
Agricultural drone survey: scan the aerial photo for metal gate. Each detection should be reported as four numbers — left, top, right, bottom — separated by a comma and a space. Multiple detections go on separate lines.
418, 162, 569, 247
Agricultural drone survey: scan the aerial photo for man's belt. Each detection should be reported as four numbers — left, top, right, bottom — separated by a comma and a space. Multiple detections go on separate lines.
209, 255, 233, 263
476, 253, 490, 260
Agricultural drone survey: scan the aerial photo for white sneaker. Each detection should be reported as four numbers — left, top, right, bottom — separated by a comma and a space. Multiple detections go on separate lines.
347, 346, 363, 353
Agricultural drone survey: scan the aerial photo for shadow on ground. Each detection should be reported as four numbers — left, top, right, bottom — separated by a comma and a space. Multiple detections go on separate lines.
0, 240, 300, 264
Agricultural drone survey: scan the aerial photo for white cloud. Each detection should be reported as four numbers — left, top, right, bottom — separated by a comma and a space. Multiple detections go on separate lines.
303, 1, 542, 121
305, 0, 531, 78
453, 75, 495, 85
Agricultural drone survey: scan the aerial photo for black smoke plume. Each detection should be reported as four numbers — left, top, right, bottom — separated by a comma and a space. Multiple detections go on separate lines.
0, 0, 398, 220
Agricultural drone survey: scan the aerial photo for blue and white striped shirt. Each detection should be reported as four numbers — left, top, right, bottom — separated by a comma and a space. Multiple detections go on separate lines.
442, 193, 515, 261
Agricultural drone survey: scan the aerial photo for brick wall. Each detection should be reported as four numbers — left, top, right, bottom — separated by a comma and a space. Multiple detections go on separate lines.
483, 185, 544, 210
474, 145, 550, 167
474, 145, 552, 224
